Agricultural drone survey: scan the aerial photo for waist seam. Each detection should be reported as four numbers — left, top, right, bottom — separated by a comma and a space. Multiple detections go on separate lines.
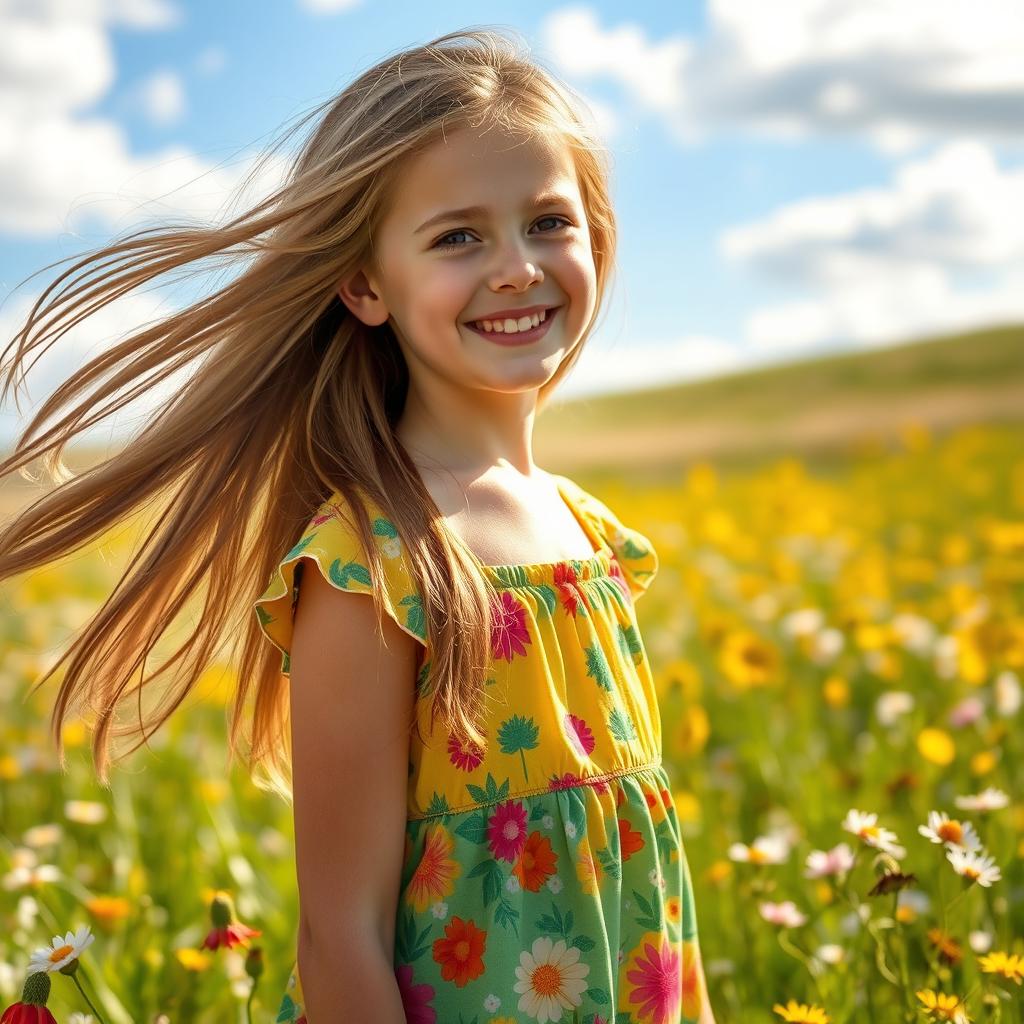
407, 757, 664, 822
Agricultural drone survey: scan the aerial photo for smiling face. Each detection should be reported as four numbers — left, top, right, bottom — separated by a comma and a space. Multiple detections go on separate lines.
358, 124, 598, 396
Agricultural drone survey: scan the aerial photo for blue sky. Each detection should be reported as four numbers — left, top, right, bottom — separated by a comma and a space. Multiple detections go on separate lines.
2, 0, 1023, 443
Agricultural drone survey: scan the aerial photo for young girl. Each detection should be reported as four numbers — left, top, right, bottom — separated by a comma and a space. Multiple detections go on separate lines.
0, 27, 714, 1024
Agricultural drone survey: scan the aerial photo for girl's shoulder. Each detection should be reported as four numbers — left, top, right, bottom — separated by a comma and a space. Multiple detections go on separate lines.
253, 486, 428, 675
552, 473, 660, 600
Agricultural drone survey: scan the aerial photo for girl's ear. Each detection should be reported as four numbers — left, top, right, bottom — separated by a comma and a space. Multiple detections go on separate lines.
337, 268, 389, 327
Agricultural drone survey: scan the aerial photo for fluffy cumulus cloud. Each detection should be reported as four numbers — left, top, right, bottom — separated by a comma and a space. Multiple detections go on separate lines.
542, 2, 1024, 360
542, 0, 1024, 152
722, 140, 1024, 353
0, 0, 288, 443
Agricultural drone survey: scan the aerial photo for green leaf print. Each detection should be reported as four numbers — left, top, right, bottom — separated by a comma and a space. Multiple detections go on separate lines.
394, 907, 433, 964
467, 860, 521, 934
586, 987, 610, 1005
423, 791, 450, 817
397, 591, 427, 640
275, 994, 299, 1023
372, 516, 398, 541
464, 772, 510, 806
630, 885, 663, 931
616, 622, 644, 663
572, 933, 596, 953
327, 555, 372, 588
454, 810, 488, 844
492, 892, 521, 935
654, 817, 676, 863
583, 644, 614, 692
497, 714, 540, 783
283, 532, 315, 562
608, 706, 639, 742
529, 802, 549, 822
566, 789, 588, 840
596, 844, 621, 879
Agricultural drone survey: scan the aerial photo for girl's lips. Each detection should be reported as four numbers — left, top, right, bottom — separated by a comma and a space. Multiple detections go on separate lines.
465, 306, 561, 346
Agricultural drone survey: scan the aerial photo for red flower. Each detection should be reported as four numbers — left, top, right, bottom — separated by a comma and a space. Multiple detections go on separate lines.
201, 891, 262, 951
1, 1004, 58, 1024
201, 919, 262, 950
2, 972, 58, 1024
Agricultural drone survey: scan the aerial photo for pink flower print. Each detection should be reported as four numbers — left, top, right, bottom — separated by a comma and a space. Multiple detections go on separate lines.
585, 776, 610, 795
607, 556, 632, 603
622, 935, 682, 1024
487, 800, 528, 863
447, 731, 486, 772
394, 962, 437, 1024
565, 712, 596, 758
549, 771, 583, 792
489, 590, 531, 661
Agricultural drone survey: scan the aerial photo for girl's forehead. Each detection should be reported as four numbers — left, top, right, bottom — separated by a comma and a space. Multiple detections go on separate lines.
389, 127, 581, 220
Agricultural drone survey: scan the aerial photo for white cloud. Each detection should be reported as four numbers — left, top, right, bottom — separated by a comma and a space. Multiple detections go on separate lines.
135, 69, 186, 124
539, 7, 690, 114
719, 140, 1024, 353
541, 2, 1024, 152
297, 0, 363, 13
561, 334, 745, 398
0, 0, 289, 444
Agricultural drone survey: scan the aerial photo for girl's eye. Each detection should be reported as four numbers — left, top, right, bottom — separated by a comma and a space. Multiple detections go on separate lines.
432, 215, 572, 251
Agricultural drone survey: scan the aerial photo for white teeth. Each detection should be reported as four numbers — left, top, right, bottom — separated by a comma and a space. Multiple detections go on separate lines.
472, 309, 551, 334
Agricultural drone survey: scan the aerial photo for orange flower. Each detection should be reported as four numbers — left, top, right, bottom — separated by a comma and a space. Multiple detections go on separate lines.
432, 916, 486, 987
404, 825, 461, 912
618, 818, 646, 862
513, 831, 558, 892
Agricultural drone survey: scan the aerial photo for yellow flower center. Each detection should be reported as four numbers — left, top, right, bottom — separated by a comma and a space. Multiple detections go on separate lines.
50, 944, 73, 963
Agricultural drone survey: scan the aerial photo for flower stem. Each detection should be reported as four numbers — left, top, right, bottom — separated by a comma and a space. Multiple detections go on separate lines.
71, 971, 109, 1024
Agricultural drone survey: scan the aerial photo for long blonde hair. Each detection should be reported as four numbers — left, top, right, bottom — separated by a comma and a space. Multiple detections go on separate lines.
0, 27, 617, 803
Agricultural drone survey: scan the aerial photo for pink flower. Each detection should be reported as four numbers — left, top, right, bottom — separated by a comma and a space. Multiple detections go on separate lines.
565, 713, 596, 757
758, 900, 808, 928
804, 842, 856, 879
447, 732, 485, 772
487, 801, 528, 863
489, 591, 531, 661
395, 963, 436, 1024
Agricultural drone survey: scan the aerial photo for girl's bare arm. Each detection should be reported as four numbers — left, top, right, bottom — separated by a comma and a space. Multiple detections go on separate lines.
289, 561, 421, 1022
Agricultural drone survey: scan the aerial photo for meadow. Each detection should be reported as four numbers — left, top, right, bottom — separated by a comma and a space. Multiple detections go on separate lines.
1, 329, 1022, 1023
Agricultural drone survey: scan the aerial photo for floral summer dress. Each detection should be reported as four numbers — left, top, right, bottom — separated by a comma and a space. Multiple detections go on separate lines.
254, 474, 704, 1024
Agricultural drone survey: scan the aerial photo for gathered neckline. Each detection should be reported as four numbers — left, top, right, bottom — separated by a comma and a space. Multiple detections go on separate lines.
466, 476, 614, 589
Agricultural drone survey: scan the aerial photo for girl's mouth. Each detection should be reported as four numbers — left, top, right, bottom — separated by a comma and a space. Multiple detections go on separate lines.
464, 306, 560, 346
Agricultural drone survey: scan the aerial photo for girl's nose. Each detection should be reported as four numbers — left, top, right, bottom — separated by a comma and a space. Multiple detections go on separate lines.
486, 239, 543, 291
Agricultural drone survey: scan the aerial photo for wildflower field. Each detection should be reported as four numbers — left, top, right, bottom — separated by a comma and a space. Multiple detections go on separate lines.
1, 417, 1022, 1023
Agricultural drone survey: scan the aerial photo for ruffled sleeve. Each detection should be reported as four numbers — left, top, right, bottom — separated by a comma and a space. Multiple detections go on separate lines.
253, 488, 429, 675
560, 476, 660, 601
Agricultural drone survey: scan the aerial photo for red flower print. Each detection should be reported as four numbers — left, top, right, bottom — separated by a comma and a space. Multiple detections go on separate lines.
447, 731, 485, 772
608, 557, 632, 603
588, 777, 610, 795
553, 563, 584, 614
565, 712, 596, 757
549, 771, 583, 791
487, 801, 528, 863
432, 916, 487, 988
513, 830, 558, 892
395, 962, 437, 1024
620, 933, 683, 1024
618, 818, 646, 862
489, 590, 532, 661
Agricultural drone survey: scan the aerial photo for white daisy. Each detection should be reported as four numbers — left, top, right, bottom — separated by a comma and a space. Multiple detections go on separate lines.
946, 846, 1002, 887
841, 809, 906, 858
918, 811, 982, 852
514, 936, 590, 1024
27, 924, 95, 974
954, 787, 1009, 812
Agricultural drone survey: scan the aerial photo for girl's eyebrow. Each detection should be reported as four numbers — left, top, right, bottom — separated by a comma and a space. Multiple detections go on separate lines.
413, 191, 577, 235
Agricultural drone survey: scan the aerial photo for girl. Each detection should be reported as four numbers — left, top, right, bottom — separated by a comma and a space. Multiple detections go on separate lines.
0, 27, 714, 1024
